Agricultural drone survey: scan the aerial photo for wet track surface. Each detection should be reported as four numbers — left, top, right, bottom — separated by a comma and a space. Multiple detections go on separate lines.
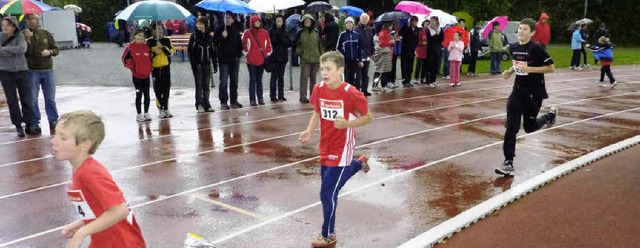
0, 66, 639, 247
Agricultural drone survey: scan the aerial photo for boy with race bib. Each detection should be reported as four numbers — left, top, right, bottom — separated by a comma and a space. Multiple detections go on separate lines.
299, 51, 374, 247
51, 110, 145, 248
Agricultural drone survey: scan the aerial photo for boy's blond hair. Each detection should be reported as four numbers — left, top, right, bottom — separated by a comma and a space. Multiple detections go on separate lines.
598, 36, 609, 44
58, 110, 105, 155
319, 51, 345, 69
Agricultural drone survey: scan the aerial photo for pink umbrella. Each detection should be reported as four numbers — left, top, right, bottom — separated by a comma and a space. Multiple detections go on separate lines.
482, 16, 508, 40
395, 1, 431, 15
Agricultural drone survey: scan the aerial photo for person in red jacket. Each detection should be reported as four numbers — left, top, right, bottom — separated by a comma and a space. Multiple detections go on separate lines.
122, 28, 153, 122
242, 15, 272, 106
378, 23, 394, 90
532, 13, 551, 50
415, 20, 430, 84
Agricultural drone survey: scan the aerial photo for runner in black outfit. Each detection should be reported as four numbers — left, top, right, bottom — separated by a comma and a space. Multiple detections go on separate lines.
496, 18, 558, 176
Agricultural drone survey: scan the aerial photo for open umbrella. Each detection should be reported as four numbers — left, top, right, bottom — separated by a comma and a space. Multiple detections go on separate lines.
247, 0, 305, 13
426, 9, 457, 28
395, 1, 431, 15
482, 16, 508, 40
443, 25, 469, 48
63, 4, 82, 14
76, 22, 92, 32
196, 0, 254, 14
0, 0, 53, 15
375, 11, 411, 22
286, 13, 301, 30
115, 0, 192, 21
306, 1, 332, 13
339, 6, 364, 17
574, 18, 593, 25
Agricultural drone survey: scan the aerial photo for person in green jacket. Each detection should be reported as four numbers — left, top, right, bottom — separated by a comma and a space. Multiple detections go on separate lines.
22, 13, 60, 135
488, 22, 504, 74
296, 14, 323, 103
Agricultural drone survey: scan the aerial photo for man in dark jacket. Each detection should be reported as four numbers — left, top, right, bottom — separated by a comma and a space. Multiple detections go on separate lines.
399, 16, 419, 87
322, 13, 339, 51
426, 16, 444, 86
269, 15, 290, 102
355, 13, 374, 96
467, 25, 482, 76
214, 12, 243, 110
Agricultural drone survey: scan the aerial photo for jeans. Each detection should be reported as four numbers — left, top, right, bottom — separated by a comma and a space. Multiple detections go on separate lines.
192, 63, 212, 109
441, 50, 450, 76
29, 70, 58, 126
269, 62, 286, 99
414, 59, 423, 80
247, 64, 264, 103
0, 71, 33, 126
503, 92, 551, 161
219, 62, 240, 104
490, 52, 502, 74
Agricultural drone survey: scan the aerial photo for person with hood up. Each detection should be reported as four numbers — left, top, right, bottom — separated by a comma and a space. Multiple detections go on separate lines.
321, 13, 339, 52
242, 15, 272, 106
214, 12, 244, 110
188, 16, 218, 113
531, 13, 551, 50
467, 25, 482, 76
268, 15, 290, 102
296, 14, 323, 103
336, 17, 363, 90
0, 16, 33, 137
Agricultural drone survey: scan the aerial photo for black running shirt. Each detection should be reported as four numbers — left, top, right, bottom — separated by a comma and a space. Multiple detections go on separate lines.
509, 41, 554, 99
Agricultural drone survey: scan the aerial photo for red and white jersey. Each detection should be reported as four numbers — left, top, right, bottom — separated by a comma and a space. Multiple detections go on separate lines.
310, 81, 369, 167
67, 157, 146, 248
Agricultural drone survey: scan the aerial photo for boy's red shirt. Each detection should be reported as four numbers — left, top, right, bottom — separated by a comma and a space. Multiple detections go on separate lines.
67, 157, 146, 248
122, 42, 152, 79
310, 81, 369, 167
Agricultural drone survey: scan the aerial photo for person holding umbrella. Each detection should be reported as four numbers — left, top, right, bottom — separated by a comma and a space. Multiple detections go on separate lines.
214, 12, 244, 110
399, 16, 419, 87
147, 22, 175, 118
355, 12, 374, 96
269, 14, 290, 102
321, 13, 339, 52
488, 21, 504, 74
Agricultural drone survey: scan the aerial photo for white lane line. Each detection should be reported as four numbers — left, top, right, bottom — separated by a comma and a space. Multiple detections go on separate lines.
398, 135, 640, 248
0, 84, 602, 201
3, 69, 636, 146
0, 71, 621, 168
2, 93, 637, 247
211, 106, 640, 245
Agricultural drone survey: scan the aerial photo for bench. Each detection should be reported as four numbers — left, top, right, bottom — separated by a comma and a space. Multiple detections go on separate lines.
169, 33, 191, 62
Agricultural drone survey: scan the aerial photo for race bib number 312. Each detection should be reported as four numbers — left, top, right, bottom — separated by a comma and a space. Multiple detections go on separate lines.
319, 99, 344, 121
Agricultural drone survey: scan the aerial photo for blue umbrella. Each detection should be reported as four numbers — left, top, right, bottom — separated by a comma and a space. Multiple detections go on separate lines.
285, 13, 301, 30
339, 6, 363, 17
195, 0, 255, 14
114, 0, 191, 21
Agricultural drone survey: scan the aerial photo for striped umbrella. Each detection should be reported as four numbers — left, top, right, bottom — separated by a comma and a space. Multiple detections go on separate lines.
0, 0, 53, 15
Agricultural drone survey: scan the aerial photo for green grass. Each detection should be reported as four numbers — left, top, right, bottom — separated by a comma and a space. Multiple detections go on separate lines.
463, 44, 640, 75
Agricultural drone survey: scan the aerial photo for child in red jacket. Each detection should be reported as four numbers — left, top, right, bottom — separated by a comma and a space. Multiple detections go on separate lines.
122, 28, 153, 122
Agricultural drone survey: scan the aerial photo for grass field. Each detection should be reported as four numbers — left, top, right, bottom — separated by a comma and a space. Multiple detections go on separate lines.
458, 44, 640, 75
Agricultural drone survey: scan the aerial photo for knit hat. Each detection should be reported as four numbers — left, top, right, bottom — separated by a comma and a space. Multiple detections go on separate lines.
345, 17, 354, 24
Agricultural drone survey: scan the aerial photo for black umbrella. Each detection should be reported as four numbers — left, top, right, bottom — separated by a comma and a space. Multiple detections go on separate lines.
306, 1, 332, 13
375, 11, 411, 22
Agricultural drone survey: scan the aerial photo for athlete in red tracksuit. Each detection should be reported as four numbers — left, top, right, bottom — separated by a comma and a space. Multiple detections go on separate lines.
122, 29, 153, 122
299, 51, 374, 247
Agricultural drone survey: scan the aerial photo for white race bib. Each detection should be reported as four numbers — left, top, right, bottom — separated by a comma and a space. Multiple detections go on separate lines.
67, 189, 96, 220
513, 60, 529, 76
319, 99, 344, 121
